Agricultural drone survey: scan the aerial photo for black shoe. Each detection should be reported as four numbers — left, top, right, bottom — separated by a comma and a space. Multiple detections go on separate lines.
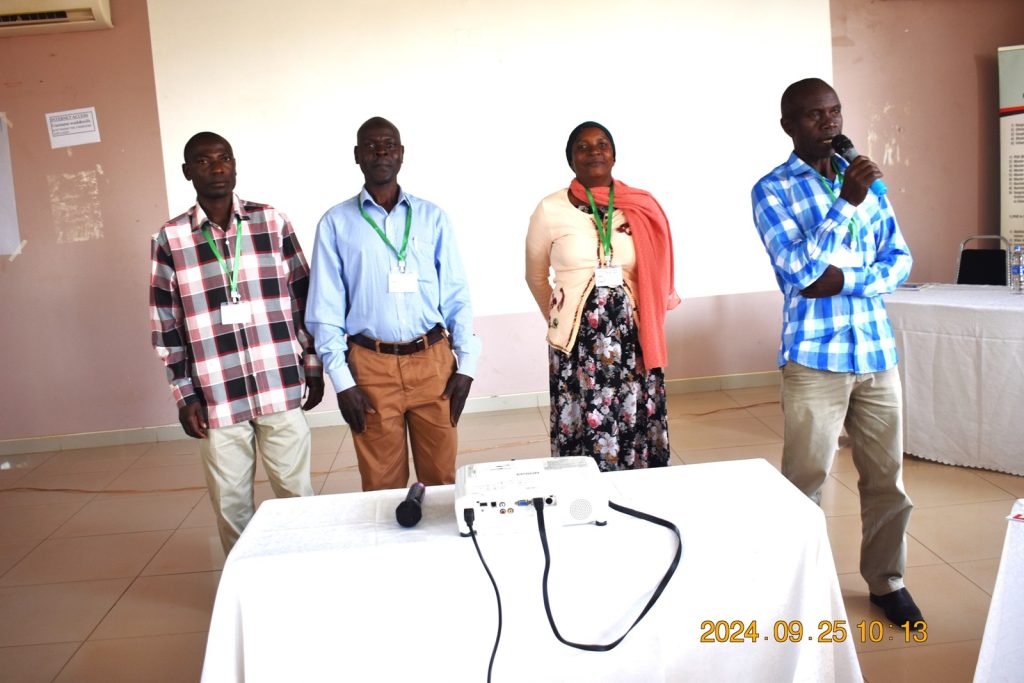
870, 588, 925, 630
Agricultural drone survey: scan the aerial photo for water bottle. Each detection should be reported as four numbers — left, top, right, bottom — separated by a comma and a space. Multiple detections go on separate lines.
1012, 244, 1024, 293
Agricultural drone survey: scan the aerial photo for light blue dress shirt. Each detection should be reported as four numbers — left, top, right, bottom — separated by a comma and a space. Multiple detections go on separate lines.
752, 153, 912, 374
306, 187, 481, 392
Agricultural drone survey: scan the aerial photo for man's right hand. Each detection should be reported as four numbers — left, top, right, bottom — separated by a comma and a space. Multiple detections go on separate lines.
179, 403, 209, 439
336, 386, 376, 434
838, 156, 883, 207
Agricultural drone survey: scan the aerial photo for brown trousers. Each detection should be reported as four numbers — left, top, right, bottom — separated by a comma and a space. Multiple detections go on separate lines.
347, 338, 458, 491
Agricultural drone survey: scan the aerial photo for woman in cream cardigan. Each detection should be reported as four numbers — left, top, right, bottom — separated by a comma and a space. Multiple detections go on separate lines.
525, 121, 679, 470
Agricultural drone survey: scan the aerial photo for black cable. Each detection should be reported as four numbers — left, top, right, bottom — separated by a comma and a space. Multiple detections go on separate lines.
532, 497, 682, 651
464, 508, 501, 683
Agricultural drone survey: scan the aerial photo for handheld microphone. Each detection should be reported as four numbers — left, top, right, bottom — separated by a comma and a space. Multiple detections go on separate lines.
396, 481, 426, 528
831, 134, 887, 197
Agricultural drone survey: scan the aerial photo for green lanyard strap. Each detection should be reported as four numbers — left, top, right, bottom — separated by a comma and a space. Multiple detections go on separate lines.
202, 217, 244, 302
585, 183, 616, 265
816, 159, 858, 243
359, 200, 412, 272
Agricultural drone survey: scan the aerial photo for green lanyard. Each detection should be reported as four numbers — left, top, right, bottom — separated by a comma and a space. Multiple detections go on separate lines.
585, 184, 615, 265
202, 217, 244, 302
816, 159, 858, 243
359, 201, 412, 272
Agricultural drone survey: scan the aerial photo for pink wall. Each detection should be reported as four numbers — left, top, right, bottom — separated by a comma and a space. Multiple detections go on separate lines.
0, 0, 171, 440
830, 0, 1024, 281
1, 0, 1021, 441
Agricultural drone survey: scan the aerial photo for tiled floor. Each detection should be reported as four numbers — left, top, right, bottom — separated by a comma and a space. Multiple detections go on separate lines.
0, 387, 1019, 682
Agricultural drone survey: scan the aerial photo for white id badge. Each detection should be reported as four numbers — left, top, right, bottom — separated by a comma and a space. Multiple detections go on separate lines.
595, 265, 624, 287
220, 301, 252, 325
828, 245, 861, 269
388, 270, 419, 293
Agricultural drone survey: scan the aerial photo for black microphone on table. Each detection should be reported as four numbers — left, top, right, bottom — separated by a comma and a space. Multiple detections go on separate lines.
831, 134, 888, 197
396, 481, 426, 528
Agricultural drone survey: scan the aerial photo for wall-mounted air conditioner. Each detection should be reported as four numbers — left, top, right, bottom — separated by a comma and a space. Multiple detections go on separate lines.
0, 0, 112, 37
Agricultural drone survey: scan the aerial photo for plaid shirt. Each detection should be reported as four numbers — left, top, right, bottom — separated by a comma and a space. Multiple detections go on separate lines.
150, 194, 321, 429
752, 152, 912, 374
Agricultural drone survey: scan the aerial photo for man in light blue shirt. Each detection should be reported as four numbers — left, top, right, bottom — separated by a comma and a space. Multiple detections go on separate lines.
306, 117, 480, 491
752, 79, 923, 631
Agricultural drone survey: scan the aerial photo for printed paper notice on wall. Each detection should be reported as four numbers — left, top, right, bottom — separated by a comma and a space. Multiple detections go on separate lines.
45, 107, 101, 149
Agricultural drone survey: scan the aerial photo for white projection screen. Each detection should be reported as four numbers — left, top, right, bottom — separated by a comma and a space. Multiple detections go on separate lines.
148, 0, 832, 315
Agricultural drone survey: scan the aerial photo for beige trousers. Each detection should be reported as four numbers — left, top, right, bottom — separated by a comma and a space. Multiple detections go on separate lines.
781, 362, 912, 595
347, 338, 458, 491
199, 407, 313, 553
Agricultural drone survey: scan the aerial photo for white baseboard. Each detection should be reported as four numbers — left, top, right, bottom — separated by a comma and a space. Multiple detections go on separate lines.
0, 371, 779, 457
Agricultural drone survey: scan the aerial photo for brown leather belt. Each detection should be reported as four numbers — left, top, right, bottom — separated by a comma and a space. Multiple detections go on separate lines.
348, 324, 446, 356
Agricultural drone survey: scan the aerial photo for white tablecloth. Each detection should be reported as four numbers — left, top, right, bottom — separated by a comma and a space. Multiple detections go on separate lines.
884, 284, 1024, 475
974, 499, 1024, 682
201, 459, 860, 683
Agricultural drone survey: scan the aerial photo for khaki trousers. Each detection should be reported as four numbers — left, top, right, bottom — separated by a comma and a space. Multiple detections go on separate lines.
348, 338, 458, 491
199, 407, 312, 553
781, 362, 912, 595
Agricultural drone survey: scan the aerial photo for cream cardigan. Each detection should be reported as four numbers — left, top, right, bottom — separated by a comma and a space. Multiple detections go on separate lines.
525, 189, 638, 353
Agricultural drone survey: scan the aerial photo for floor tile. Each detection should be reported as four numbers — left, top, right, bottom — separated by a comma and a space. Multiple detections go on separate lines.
674, 443, 782, 469
819, 474, 861, 517
668, 417, 783, 451
0, 539, 39, 576
0, 642, 80, 683
722, 385, 782, 415
457, 439, 549, 465
321, 467, 365, 496
32, 445, 147, 476
54, 632, 207, 683
666, 390, 743, 418
0, 452, 56, 478
99, 463, 208, 497
91, 571, 221, 639
858, 639, 982, 683
0, 502, 87, 542
457, 408, 548, 441
0, 578, 131, 647
755, 413, 785, 439
0, 531, 171, 586
951, 558, 1001, 596
972, 469, 1024, 498
908, 500, 1015, 563
900, 459, 1015, 508
179, 497, 217, 529
52, 492, 204, 538
310, 425, 348, 455
310, 449, 338, 479
142, 527, 225, 576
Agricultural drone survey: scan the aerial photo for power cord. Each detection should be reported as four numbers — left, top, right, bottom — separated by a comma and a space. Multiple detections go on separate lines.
463, 508, 501, 683
532, 496, 682, 651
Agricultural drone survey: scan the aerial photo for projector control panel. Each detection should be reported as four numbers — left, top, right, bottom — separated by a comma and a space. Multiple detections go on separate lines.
454, 456, 607, 536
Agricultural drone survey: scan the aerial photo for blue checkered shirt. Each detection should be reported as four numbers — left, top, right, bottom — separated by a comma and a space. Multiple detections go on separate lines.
751, 152, 912, 374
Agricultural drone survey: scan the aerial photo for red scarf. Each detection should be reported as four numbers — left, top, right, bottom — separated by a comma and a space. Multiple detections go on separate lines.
570, 178, 679, 370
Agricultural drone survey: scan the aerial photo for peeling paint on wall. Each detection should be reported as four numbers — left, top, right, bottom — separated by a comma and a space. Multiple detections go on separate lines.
47, 170, 104, 243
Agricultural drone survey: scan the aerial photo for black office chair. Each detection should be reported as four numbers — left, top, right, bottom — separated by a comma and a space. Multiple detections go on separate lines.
954, 235, 1010, 285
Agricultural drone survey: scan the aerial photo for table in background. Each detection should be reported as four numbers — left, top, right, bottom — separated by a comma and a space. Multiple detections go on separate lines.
884, 284, 1024, 475
200, 459, 860, 683
974, 499, 1024, 682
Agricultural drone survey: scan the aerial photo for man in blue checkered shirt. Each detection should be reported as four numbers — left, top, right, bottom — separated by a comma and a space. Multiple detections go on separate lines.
752, 78, 924, 631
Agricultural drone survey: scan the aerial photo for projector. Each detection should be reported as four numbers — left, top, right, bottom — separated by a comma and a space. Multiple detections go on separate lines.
454, 456, 608, 536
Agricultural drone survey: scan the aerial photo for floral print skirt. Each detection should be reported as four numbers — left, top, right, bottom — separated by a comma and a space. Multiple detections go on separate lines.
549, 285, 670, 470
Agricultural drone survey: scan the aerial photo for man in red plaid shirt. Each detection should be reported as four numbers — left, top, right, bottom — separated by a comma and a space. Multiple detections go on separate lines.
150, 132, 324, 553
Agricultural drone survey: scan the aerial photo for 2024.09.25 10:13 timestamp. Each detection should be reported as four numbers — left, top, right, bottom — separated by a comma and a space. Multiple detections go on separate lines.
700, 619, 927, 644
